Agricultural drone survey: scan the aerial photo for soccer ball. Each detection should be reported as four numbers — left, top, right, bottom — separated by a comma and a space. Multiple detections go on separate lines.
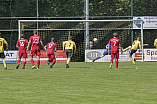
106, 45, 109, 49
93, 38, 98, 42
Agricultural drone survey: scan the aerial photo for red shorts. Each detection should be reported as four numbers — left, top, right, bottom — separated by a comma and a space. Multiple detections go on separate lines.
31, 49, 40, 56
111, 52, 119, 59
19, 52, 27, 58
47, 54, 55, 59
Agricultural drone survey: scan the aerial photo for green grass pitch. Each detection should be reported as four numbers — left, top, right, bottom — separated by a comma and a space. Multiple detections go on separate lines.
0, 62, 157, 104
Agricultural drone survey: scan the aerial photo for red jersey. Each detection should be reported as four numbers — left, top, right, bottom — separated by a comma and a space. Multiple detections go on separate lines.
16, 38, 28, 53
46, 42, 57, 55
109, 37, 121, 53
29, 35, 41, 48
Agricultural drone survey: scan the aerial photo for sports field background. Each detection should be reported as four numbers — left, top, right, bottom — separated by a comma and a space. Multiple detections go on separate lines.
0, 62, 156, 104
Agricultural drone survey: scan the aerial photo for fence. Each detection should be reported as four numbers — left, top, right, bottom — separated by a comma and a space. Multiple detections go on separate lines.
0, 0, 157, 61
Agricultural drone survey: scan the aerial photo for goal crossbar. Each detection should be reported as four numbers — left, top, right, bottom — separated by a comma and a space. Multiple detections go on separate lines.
19, 19, 142, 22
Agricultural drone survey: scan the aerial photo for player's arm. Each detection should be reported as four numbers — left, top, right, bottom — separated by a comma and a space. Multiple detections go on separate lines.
73, 42, 76, 53
119, 45, 123, 54
6, 43, 8, 51
54, 48, 57, 52
16, 41, 19, 48
142, 44, 148, 47
4, 39, 8, 51
108, 42, 110, 54
154, 39, 157, 47
27, 40, 31, 51
54, 44, 57, 52
44, 45, 47, 50
40, 40, 45, 50
139, 43, 142, 51
74, 46, 76, 53
63, 42, 65, 52
16, 44, 19, 48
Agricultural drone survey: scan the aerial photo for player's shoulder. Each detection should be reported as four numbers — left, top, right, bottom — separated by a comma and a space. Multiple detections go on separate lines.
37, 35, 41, 38
71, 40, 75, 43
17, 39, 21, 42
30, 35, 34, 38
137, 40, 140, 43
53, 42, 57, 45
29, 35, 34, 39
115, 37, 120, 40
2, 38, 7, 41
0, 37, 5, 40
64, 41, 68, 43
25, 38, 28, 41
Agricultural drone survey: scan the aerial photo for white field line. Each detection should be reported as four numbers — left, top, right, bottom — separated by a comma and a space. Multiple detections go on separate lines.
0, 89, 149, 94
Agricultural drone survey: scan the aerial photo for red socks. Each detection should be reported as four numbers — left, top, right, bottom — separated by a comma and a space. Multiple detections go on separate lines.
31, 58, 35, 66
49, 58, 52, 62
17, 59, 20, 65
23, 61, 26, 68
116, 60, 118, 68
37, 60, 40, 68
110, 58, 113, 64
51, 60, 56, 66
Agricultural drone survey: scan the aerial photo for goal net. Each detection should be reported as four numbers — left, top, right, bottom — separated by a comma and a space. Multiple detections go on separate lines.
18, 19, 144, 62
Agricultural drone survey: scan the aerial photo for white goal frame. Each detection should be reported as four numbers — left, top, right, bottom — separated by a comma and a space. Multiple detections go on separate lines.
18, 19, 144, 62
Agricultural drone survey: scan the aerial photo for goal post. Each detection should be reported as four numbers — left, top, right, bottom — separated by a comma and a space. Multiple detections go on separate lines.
18, 19, 144, 62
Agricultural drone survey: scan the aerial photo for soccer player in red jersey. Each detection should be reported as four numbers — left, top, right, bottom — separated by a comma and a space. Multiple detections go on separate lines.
16, 34, 28, 69
27, 30, 45, 69
108, 32, 122, 69
44, 38, 57, 68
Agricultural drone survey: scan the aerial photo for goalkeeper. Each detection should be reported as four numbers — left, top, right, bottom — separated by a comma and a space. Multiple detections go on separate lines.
92, 43, 116, 62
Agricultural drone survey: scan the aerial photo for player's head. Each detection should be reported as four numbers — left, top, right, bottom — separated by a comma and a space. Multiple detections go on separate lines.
33, 30, 37, 35
137, 37, 140, 41
20, 34, 24, 38
51, 38, 55, 42
68, 36, 72, 40
113, 32, 118, 37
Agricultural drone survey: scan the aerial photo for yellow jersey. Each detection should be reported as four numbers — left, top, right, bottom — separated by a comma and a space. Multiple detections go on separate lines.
132, 40, 140, 50
154, 38, 157, 49
0, 38, 7, 53
63, 40, 76, 50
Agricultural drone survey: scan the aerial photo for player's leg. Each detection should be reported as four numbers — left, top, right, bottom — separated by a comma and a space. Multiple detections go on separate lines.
115, 53, 119, 69
36, 49, 41, 69
30, 55, 35, 69
22, 58, 26, 69
0, 53, 7, 70
36, 55, 40, 69
66, 50, 72, 68
47, 54, 51, 65
123, 46, 131, 52
30, 49, 35, 69
92, 55, 104, 62
47, 54, 52, 65
92, 50, 107, 62
16, 52, 22, 69
110, 53, 114, 69
50, 55, 56, 68
2, 58, 7, 70
16, 58, 21, 69
129, 49, 136, 64
22, 53, 27, 69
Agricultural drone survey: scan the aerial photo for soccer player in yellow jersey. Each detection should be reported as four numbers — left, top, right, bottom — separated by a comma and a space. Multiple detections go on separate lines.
123, 37, 148, 64
63, 36, 76, 68
0, 33, 8, 70
154, 38, 157, 48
